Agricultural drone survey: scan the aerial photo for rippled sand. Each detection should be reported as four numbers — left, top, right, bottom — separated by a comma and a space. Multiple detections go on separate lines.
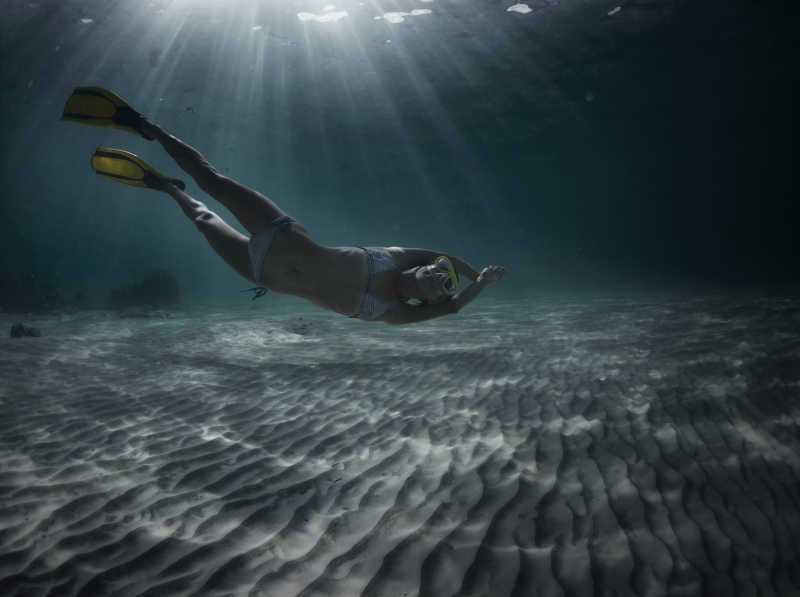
1, 297, 799, 596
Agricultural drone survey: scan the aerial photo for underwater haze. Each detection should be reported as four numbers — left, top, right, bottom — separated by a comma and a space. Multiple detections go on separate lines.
1, 1, 799, 596
1, 0, 796, 301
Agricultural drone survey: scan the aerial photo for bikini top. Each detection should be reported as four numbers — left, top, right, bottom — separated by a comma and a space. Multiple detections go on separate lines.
351, 247, 400, 320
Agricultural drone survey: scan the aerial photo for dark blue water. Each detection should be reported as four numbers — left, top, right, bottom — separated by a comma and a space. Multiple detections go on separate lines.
0, 0, 796, 306
1, 2, 798, 595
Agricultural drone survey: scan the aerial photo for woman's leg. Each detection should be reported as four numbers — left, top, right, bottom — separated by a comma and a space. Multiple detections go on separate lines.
141, 120, 286, 235
163, 182, 254, 283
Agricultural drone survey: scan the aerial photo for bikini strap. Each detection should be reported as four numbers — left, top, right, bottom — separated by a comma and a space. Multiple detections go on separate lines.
241, 286, 268, 300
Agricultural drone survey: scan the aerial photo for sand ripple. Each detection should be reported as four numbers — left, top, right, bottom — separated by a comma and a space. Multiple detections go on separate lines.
0, 298, 798, 596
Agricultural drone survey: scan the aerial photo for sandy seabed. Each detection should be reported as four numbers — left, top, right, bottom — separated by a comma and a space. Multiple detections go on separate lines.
1, 297, 798, 597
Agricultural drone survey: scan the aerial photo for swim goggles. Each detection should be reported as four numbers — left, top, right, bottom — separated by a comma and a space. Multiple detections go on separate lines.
434, 256, 459, 296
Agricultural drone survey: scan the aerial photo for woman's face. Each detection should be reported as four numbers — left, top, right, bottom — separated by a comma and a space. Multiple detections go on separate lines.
415, 265, 449, 303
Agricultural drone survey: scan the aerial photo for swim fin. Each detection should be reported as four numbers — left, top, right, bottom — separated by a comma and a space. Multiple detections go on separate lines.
62, 86, 153, 140
91, 147, 185, 190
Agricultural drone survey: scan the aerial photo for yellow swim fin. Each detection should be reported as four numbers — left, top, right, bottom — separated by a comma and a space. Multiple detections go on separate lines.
62, 86, 153, 140
91, 147, 185, 190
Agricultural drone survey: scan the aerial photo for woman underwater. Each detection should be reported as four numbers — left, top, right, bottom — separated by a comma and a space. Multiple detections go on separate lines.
63, 87, 506, 324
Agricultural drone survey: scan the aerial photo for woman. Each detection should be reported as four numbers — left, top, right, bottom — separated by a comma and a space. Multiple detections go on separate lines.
64, 87, 505, 324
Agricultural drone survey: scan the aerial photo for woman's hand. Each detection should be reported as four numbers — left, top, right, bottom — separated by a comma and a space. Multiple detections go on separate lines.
451, 265, 505, 313
478, 265, 506, 285
450, 265, 505, 313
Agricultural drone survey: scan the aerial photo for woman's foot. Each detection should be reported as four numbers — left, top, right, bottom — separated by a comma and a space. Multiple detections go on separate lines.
142, 170, 185, 192
139, 118, 160, 141
141, 170, 168, 191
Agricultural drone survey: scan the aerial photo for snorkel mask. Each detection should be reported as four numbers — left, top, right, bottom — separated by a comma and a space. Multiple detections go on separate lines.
411, 256, 459, 297
435, 256, 459, 296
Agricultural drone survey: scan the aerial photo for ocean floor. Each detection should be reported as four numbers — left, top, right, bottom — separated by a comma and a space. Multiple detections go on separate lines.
1, 296, 799, 597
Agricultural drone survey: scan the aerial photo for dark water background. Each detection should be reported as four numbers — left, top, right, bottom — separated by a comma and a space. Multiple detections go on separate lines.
1, 5, 799, 595
0, 0, 796, 305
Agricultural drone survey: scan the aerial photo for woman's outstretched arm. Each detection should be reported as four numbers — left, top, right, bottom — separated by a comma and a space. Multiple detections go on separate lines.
382, 265, 506, 324
451, 266, 506, 313
390, 248, 480, 281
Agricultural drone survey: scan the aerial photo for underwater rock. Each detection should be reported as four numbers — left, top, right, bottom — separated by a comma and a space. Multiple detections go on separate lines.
10, 323, 41, 338
106, 269, 180, 310
280, 316, 330, 336
283, 317, 315, 335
